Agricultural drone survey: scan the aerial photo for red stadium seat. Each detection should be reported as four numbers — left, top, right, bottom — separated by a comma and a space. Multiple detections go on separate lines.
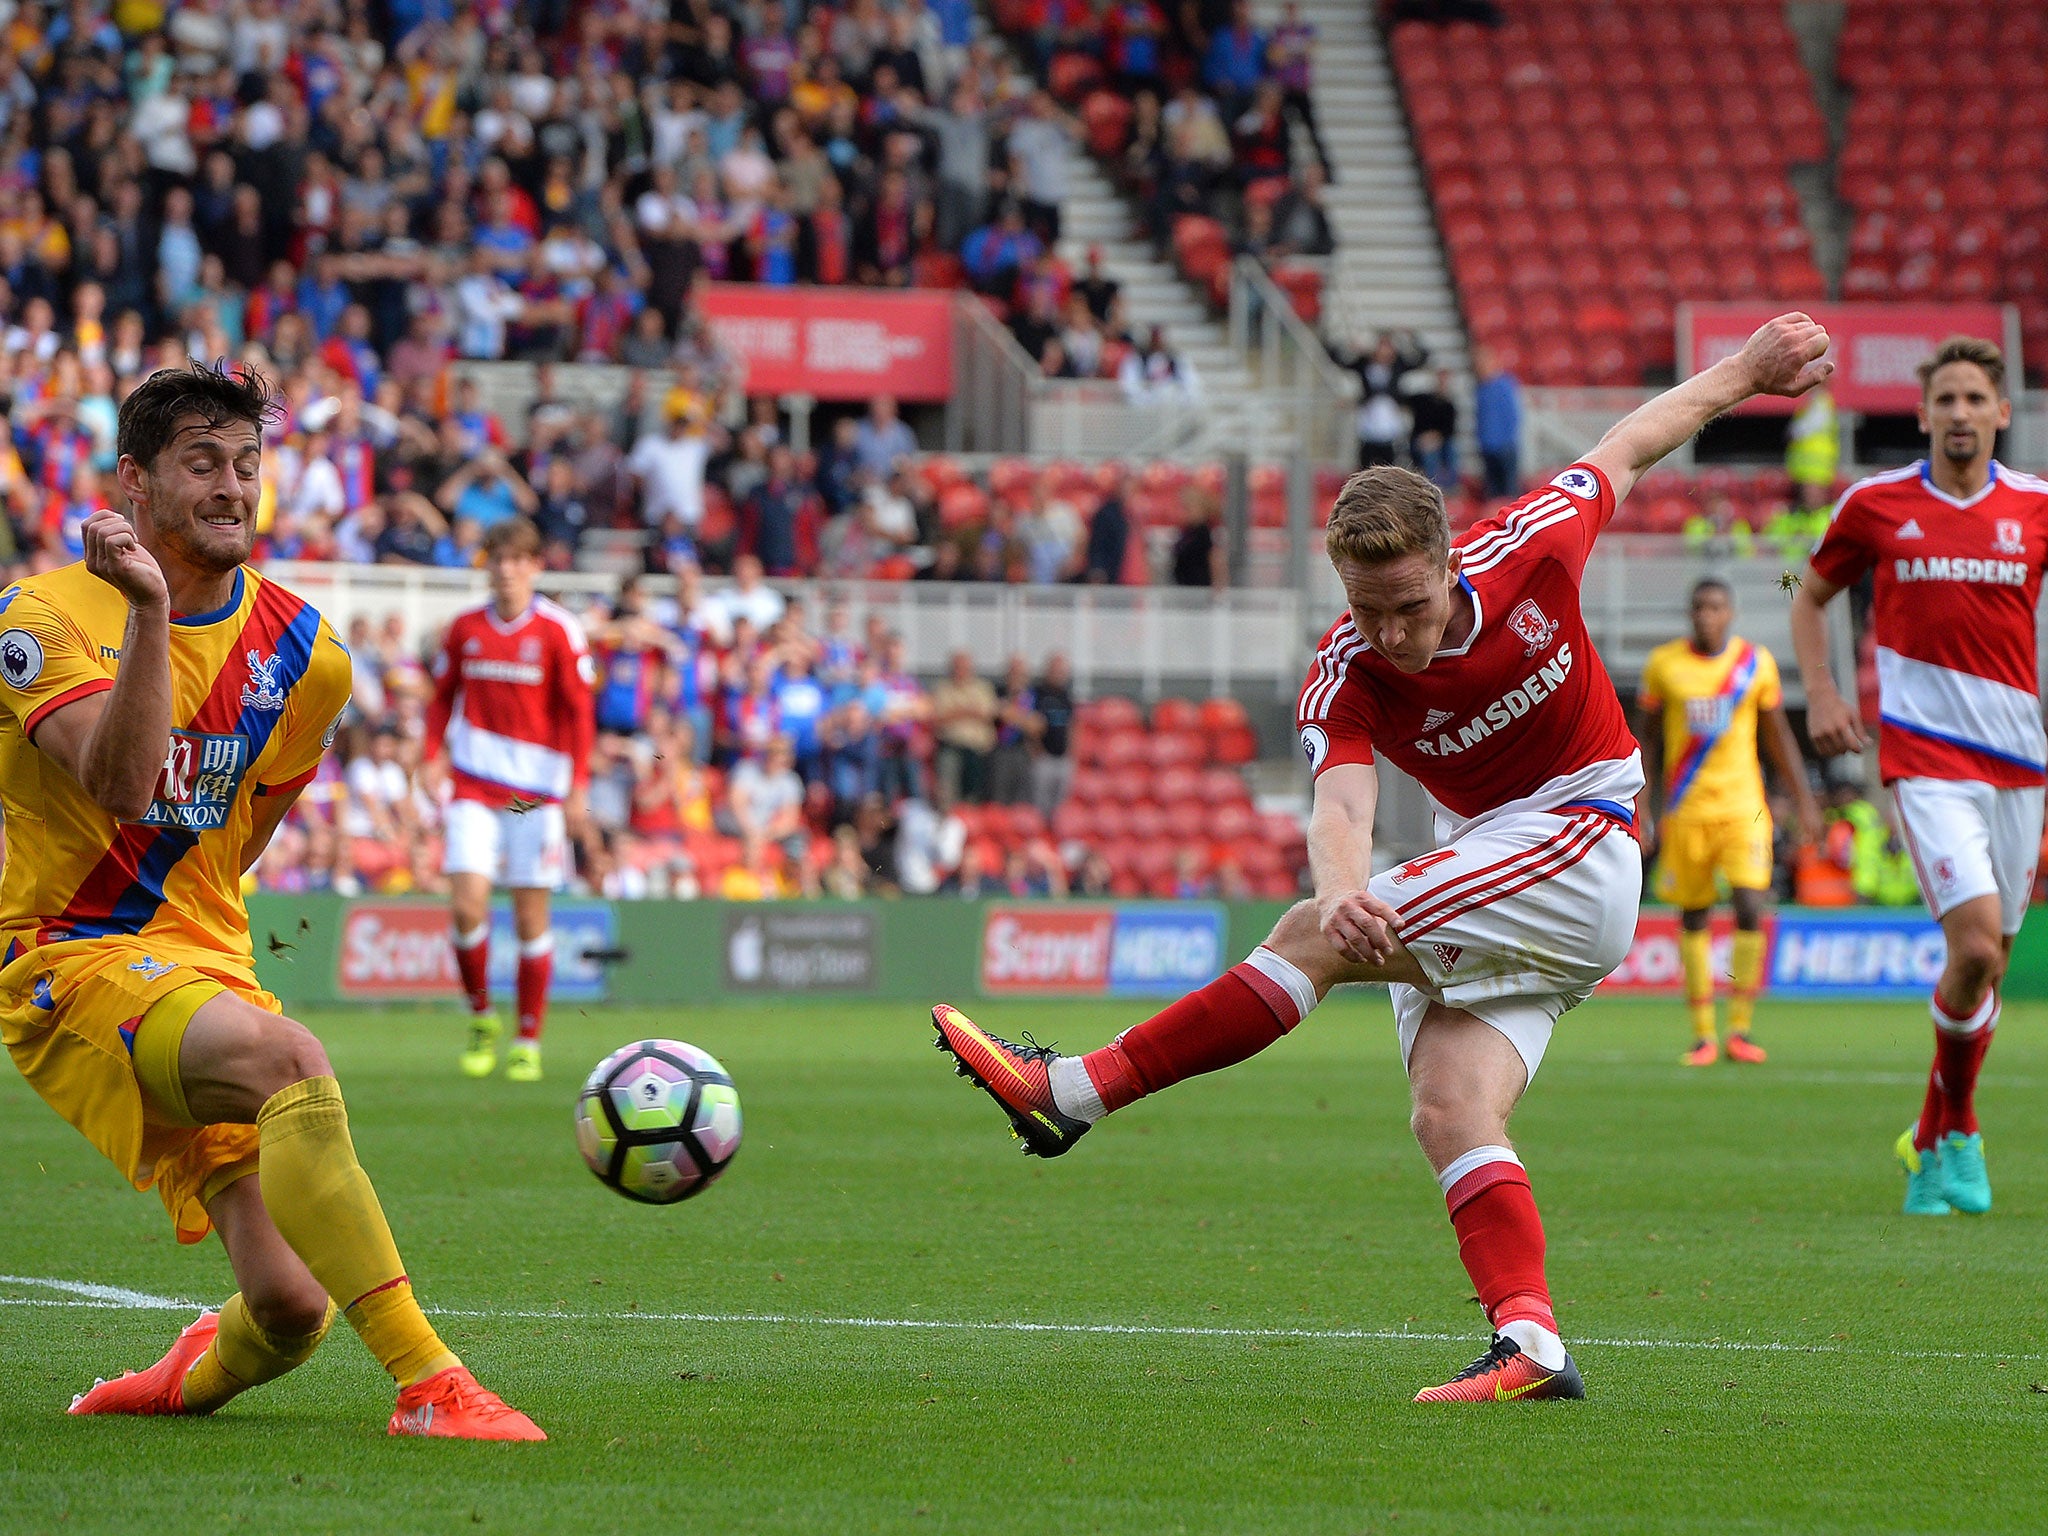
1125, 802, 1166, 842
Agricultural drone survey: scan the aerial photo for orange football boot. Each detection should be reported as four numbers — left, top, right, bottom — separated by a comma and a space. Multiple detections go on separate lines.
69, 1310, 219, 1416
1725, 1033, 1768, 1064
932, 1003, 1091, 1157
1414, 1335, 1585, 1403
1681, 1037, 1720, 1067
388, 1366, 547, 1440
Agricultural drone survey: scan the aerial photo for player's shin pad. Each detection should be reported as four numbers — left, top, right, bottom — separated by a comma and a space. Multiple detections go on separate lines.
256, 1076, 459, 1386
181, 1292, 336, 1413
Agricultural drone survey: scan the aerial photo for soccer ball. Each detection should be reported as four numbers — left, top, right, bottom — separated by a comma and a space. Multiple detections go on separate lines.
575, 1040, 742, 1204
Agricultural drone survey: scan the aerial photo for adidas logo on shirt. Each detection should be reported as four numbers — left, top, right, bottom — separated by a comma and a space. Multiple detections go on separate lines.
1422, 708, 1455, 730
1897, 518, 1924, 539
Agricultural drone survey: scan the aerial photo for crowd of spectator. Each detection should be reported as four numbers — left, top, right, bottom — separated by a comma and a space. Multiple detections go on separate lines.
977, 0, 1336, 381
0, 0, 1297, 576
251, 574, 1141, 902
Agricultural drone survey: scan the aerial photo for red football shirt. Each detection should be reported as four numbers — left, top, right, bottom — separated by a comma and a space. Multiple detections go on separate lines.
1298, 464, 1644, 838
1809, 460, 2048, 787
425, 597, 598, 808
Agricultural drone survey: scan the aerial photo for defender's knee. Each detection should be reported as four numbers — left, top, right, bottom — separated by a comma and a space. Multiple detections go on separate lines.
244, 1278, 333, 1341
245, 1014, 332, 1100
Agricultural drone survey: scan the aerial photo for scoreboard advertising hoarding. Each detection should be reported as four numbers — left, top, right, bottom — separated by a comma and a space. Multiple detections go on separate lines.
980, 904, 1227, 997
1605, 909, 1946, 1000
338, 901, 617, 1002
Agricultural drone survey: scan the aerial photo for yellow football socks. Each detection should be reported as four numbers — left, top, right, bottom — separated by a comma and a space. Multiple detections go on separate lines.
181, 1292, 335, 1414
256, 1076, 460, 1387
1728, 928, 1766, 1036
1679, 927, 1716, 1040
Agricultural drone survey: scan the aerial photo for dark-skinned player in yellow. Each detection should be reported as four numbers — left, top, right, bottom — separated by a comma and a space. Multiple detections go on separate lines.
0, 363, 543, 1439
1635, 577, 1821, 1066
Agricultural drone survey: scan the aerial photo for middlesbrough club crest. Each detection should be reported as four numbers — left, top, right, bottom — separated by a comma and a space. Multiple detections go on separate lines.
1507, 599, 1557, 656
1933, 857, 1958, 890
1994, 518, 2025, 555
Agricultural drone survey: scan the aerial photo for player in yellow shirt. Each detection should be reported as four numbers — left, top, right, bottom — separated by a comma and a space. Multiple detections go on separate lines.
1636, 578, 1822, 1066
0, 363, 542, 1439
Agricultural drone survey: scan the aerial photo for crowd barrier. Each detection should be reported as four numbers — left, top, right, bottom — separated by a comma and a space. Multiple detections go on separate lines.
249, 897, 2048, 1010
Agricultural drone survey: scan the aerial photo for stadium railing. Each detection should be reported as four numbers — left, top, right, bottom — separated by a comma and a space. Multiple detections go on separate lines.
262, 562, 1307, 702
1226, 257, 1361, 471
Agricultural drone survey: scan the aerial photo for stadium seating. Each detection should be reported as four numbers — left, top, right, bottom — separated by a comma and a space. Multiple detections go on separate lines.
1834, 0, 2048, 380
1057, 696, 1305, 898
1392, 0, 1829, 386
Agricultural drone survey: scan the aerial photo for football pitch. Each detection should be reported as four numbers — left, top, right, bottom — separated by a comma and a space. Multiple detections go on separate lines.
4, 992, 2045, 1534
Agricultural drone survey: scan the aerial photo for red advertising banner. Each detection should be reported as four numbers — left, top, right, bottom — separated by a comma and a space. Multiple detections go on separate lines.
338, 903, 459, 997
698, 284, 954, 402
981, 907, 1115, 994
1601, 910, 1770, 995
1680, 302, 2014, 415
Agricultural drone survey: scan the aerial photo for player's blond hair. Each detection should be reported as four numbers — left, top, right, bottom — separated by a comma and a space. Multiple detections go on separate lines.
1918, 336, 2005, 399
1325, 466, 1451, 570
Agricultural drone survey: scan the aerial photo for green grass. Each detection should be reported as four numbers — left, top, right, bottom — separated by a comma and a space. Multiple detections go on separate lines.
4, 992, 2047, 1534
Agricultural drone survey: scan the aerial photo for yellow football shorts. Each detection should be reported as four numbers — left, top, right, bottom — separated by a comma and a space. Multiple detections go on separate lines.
1655, 812, 1775, 910
0, 938, 275, 1244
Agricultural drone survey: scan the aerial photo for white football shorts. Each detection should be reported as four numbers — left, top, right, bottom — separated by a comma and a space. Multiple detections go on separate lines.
1372, 806, 1642, 1083
1891, 777, 2044, 934
442, 796, 571, 890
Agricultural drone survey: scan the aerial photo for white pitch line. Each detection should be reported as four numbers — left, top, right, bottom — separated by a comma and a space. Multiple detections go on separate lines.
0, 1274, 198, 1309
2, 1283, 2032, 1364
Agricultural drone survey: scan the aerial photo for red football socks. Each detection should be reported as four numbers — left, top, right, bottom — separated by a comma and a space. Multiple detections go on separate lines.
453, 926, 491, 1016
1080, 949, 1316, 1113
515, 934, 554, 1043
1443, 1155, 1557, 1336
1917, 990, 1998, 1147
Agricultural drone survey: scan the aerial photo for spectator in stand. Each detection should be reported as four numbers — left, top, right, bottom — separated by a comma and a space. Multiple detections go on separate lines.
1266, 0, 1331, 177
854, 394, 919, 481
629, 407, 712, 533
715, 552, 790, 633
1473, 343, 1524, 499
729, 735, 819, 897
1232, 82, 1292, 191
1082, 466, 1132, 584
962, 201, 1043, 299
931, 648, 1000, 803
741, 444, 809, 577
436, 446, 539, 533
913, 80, 993, 250
1405, 367, 1460, 492
1171, 486, 1227, 589
1030, 652, 1077, 814
1075, 246, 1122, 324
1270, 164, 1336, 257
1335, 328, 1428, 469
1119, 326, 1203, 405
1007, 90, 1081, 244
990, 654, 1042, 804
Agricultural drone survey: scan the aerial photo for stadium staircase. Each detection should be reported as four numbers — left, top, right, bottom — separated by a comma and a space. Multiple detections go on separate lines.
1250, 0, 1466, 372
1052, 155, 1270, 453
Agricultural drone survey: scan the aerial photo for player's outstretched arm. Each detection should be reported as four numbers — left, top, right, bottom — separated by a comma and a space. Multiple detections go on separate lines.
1788, 571, 1867, 758
1306, 763, 1401, 966
33, 509, 174, 820
1581, 313, 1834, 504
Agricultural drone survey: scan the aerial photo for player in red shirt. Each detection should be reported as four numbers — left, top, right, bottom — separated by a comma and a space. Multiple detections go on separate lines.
424, 518, 596, 1083
933, 315, 1833, 1402
1790, 337, 2046, 1218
